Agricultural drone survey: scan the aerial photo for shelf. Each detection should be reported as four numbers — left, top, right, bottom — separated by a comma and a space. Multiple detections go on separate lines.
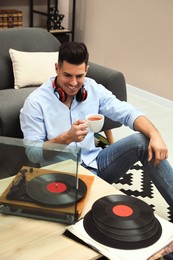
30, 0, 76, 41
49, 28, 71, 34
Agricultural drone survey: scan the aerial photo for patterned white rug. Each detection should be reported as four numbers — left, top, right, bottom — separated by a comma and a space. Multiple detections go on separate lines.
113, 162, 173, 223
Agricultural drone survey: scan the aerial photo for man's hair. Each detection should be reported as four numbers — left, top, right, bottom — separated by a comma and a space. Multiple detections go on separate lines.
58, 42, 89, 67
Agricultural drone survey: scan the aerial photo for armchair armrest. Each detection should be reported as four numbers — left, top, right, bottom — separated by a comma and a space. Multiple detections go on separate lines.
0, 87, 37, 138
87, 62, 127, 131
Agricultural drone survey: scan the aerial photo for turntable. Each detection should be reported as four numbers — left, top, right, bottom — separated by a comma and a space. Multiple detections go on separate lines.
0, 137, 94, 224
0, 166, 94, 224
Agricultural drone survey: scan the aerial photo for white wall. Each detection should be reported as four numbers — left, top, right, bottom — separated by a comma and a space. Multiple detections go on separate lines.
75, 0, 173, 101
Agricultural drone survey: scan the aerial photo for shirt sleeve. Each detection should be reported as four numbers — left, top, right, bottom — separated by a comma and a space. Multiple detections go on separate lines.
20, 95, 47, 142
97, 83, 145, 130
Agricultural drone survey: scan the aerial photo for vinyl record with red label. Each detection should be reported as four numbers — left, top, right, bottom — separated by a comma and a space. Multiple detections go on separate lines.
91, 194, 154, 229
26, 173, 87, 207
92, 214, 159, 240
83, 195, 162, 249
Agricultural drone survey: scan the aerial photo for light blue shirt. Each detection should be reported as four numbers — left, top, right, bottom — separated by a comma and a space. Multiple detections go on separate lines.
20, 77, 144, 169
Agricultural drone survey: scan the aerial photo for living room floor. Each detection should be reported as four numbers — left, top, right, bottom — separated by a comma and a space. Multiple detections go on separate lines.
111, 86, 173, 166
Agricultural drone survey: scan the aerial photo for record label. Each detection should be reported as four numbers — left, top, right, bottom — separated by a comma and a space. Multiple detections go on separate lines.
47, 182, 67, 193
112, 204, 133, 217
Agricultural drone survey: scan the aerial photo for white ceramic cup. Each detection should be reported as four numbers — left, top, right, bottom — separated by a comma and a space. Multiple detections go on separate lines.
86, 114, 104, 133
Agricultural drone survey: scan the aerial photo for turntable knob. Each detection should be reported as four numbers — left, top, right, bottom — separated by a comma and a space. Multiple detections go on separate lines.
29, 167, 33, 173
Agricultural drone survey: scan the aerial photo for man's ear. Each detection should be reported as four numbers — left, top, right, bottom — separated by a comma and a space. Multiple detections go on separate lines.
85, 65, 89, 75
55, 63, 59, 74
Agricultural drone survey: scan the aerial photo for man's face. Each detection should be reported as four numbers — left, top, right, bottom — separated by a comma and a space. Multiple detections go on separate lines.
55, 61, 88, 97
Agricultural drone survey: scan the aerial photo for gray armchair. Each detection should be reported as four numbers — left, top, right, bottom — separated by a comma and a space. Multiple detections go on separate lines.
0, 28, 127, 141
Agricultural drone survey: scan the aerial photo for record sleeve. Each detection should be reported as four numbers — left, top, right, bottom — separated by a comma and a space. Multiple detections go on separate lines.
66, 213, 173, 260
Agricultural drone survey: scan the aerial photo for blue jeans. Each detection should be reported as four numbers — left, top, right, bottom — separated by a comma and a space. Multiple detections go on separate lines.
96, 133, 173, 208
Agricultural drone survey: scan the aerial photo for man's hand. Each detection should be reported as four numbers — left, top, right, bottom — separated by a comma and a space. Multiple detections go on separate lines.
67, 119, 88, 143
46, 119, 88, 145
148, 132, 168, 166
134, 116, 168, 166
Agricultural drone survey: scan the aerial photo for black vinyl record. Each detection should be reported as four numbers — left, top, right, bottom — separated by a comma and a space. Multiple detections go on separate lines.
84, 210, 162, 249
83, 195, 162, 249
93, 216, 160, 242
92, 213, 158, 239
91, 195, 154, 230
26, 173, 87, 207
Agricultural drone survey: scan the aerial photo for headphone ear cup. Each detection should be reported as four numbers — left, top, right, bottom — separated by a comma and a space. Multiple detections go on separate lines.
76, 87, 87, 102
55, 87, 67, 103
54, 85, 87, 103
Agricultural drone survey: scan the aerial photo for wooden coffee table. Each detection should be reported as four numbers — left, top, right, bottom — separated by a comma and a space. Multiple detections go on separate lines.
0, 164, 123, 260
0, 163, 173, 260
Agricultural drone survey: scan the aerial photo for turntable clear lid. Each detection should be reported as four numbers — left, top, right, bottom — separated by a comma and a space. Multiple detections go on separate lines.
0, 136, 92, 224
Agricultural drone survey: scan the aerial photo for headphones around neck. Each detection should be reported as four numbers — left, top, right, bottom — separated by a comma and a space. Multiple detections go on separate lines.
53, 78, 87, 103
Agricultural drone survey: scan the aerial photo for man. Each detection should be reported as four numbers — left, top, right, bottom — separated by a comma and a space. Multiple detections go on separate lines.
20, 41, 173, 207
